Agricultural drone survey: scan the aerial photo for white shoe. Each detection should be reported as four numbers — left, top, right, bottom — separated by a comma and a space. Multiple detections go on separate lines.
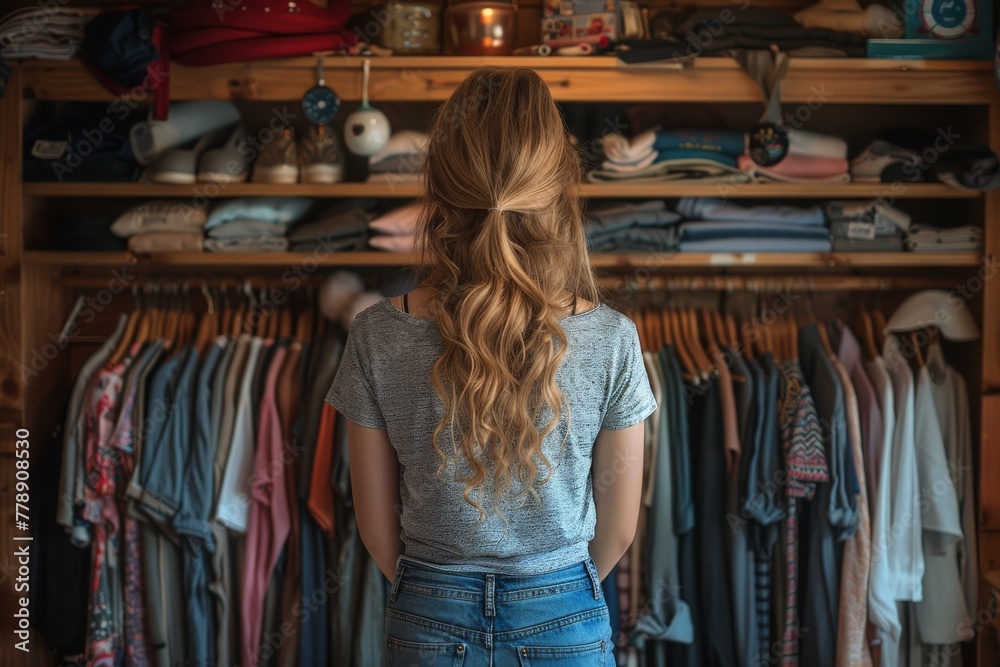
151, 123, 236, 185
197, 123, 249, 183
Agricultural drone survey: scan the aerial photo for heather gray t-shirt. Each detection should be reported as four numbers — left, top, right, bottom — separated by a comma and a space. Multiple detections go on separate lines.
325, 297, 657, 575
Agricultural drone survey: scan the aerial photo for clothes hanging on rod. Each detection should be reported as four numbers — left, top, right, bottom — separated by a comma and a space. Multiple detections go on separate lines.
618, 299, 977, 667
34, 281, 387, 667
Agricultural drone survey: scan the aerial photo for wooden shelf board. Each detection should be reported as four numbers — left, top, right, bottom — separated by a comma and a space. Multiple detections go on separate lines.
24, 250, 983, 270
17, 57, 996, 104
22, 182, 981, 199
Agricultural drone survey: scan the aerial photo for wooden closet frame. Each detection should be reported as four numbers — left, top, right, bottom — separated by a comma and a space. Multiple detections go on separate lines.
0, 55, 998, 666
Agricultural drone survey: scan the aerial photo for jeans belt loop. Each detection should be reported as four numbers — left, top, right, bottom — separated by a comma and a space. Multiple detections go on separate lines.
389, 562, 405, 604
585, 559, 601, 600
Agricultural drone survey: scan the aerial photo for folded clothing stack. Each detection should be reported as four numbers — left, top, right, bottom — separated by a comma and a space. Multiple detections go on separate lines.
905, 224, 983, 252
203, 197, 312, 252
110, 200, 207, 253
589, 129, 749, 184
585, 201, 681, 252
23, 102, 146, 182
825, 199, 910, 252
368, 203, 421, 252
852, 129, 1000, 191
367, 131, 428, 184
739, 129, 850, 183
677, 197, 830, 252
287, 200, 375, 252
0, 6, 98, 59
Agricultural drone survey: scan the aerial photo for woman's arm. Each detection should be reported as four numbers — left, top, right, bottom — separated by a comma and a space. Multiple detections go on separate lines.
346, 420, 405, 581
589, 422, 645, 581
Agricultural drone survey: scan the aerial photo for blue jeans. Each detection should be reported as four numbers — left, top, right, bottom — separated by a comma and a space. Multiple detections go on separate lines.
383, 555, 613, 666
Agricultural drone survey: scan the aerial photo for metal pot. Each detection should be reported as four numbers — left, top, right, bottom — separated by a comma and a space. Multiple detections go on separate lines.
448, 0, 517, 56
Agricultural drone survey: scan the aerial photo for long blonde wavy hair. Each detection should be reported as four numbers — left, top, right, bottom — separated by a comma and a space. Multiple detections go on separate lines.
413, 66, 601, 529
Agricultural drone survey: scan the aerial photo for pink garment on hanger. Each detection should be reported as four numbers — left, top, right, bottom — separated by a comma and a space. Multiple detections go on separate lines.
240, 346, 291, 667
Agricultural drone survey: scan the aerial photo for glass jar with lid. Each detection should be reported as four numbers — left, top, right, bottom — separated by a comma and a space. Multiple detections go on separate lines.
377, 0, 443, 55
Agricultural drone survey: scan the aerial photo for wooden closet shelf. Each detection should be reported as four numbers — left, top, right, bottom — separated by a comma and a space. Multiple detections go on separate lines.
22, 182, 982, 199
17, 57, 996, 104
24, 250, 984, 270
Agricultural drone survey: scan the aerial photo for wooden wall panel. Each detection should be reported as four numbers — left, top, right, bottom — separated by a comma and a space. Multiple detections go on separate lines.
0, 67, 22, 436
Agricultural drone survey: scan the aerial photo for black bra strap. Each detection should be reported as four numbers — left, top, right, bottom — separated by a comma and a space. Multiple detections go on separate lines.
403, 292, 409, 314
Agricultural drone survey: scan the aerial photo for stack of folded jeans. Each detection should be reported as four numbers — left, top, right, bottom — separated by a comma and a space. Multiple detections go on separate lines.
589, 129, 749, 184
0, 6, 98, 59
203, 197, 312, 252
287, 200, 374, 252
904, 224, 983, 252
676, 197, 830, 252
585, 201, 681, 252
110, 200, 207, 253
739, 129, 850, 183
368, 202, 421, 252
824, 200, 909, 252
367, 131, 428, 184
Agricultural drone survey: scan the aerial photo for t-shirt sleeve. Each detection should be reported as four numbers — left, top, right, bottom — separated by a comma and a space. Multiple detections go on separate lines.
325, 319, 387, 430
601, 320, 658, 431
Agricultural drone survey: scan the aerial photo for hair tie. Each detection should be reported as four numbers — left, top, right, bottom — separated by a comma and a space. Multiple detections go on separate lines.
488, 206, 504, 213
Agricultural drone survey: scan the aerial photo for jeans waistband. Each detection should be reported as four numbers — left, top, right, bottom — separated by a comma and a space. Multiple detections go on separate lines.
389, 554, 603, 618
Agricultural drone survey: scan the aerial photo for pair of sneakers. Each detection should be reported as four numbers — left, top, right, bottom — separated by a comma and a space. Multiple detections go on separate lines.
252, 124, 344, 184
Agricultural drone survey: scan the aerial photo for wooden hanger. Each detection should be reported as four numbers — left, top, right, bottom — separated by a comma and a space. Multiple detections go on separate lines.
669, 308, 700, 383
194, 284, 215, 354
684, 308, 714, 377
872, 308, 888, 350
108, 285, 142, 365
701, 308, 719, 356
817, 319, 835, 358
858, 308, 878, 361
279, 298, 293, 339
659, 308, 673, 346
712, 309, 728, 348
266, 290, 281, 340
726, 313, 740, 357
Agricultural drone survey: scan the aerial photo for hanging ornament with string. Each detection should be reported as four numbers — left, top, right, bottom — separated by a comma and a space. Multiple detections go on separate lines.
736, 48, 790, 167
302, 56, 341, 126
343, 59, 391, 157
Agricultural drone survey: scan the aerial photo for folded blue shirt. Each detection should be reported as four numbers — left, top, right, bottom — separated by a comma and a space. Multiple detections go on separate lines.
678, 237, 832, 252
677, 197, 826, 226
205, 197, 313, 230
654, 130, 746, 156
679, 221, 831, 242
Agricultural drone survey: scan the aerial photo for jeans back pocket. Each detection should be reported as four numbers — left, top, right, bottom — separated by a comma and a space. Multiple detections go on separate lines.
386, 636, 467, 667
516, 638, 609, 666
